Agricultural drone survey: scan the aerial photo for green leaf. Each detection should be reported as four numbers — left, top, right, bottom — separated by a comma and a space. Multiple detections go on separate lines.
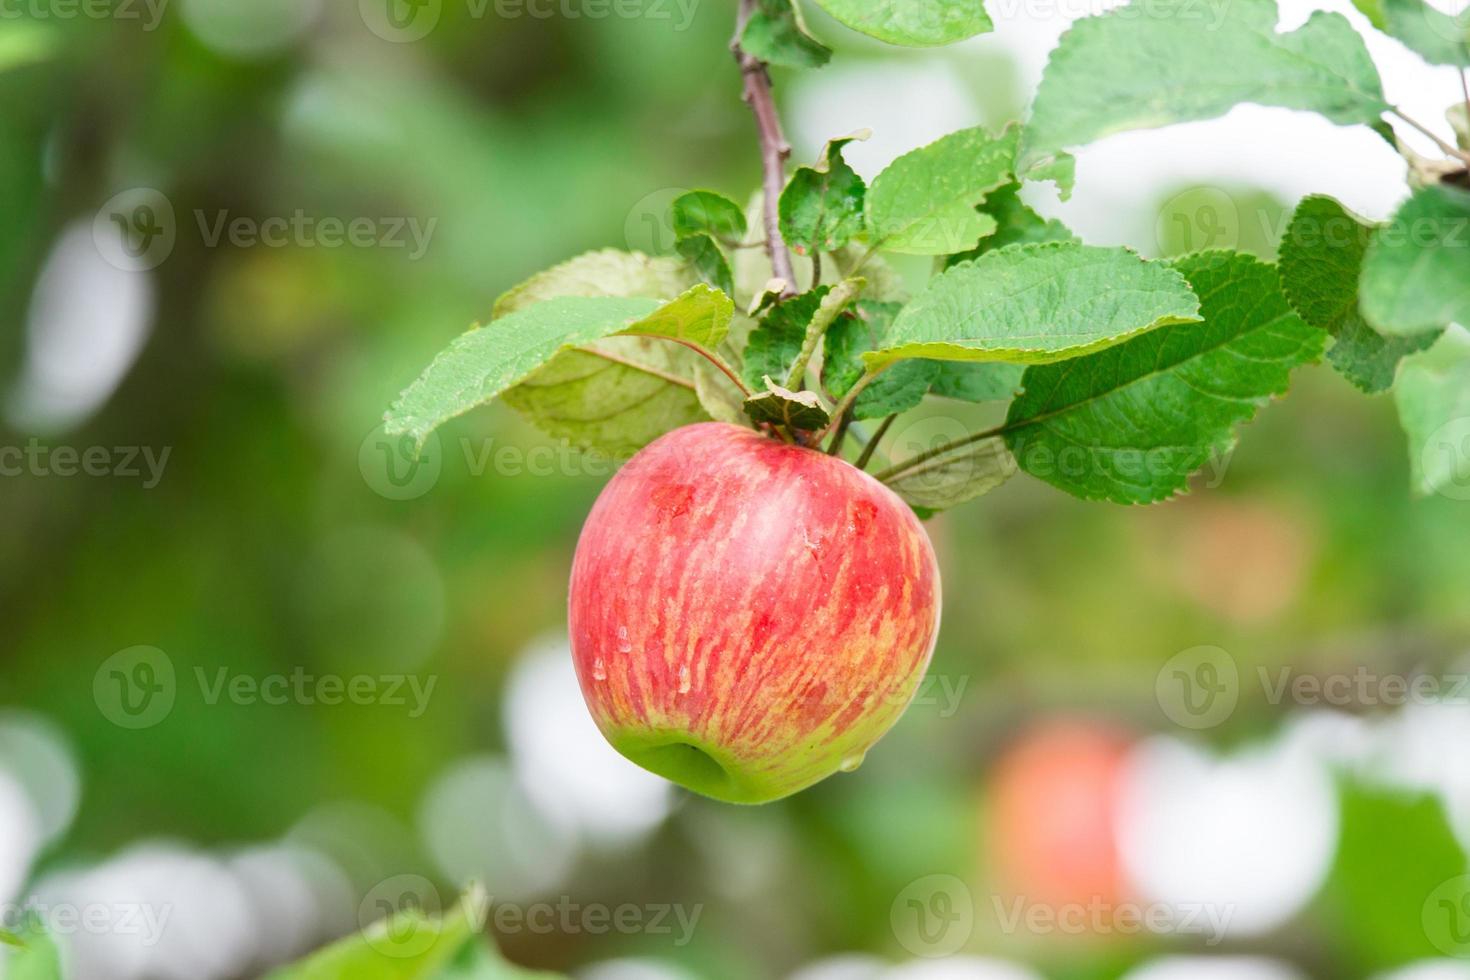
672, 191, 748, 242
1395, 325, 1470, 497
823, 300, 938, 419
0, 22, 59, 73
692, 358, 749, 425
807, 0, 992, 46
1280, 194, 1441, 392
1324, 779, 1468, 971
492, 249, 693, 319
883, 435, 1016, 510
0, 916, 62, 980
1361, 185, 1470, 335
943, 182, 1076, 269
780, 131, 867, 254
740, 0, 832, 69
741, 287, 830, 390
268, 891, 482, 980
866, 125, 1018, 255
1450, 103, 1469, 150
744, 378, 832, 430
865, 242, 1202, 368
386, 286, 733, 453
1018, 0, 1389, 174
928, 361, 1025, 402
492, 251, 716, 455
1355, 0, 1468, 65
1004, 250, 1324, 503
675, 233, 734, 298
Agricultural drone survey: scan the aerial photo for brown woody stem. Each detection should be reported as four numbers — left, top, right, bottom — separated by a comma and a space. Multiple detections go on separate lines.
734, 0, 797, 297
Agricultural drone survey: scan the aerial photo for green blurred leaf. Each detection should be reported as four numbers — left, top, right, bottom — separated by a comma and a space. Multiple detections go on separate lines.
672, 191, 748, 243
865, 242, 1201, 368
744, 378, 832, 430
780, 132, 867, 254
1354, 0, 1468, 64
740, 0, 832, 69
386, 286, 732, 453
1395, 325, 1470, 497
1361, 185, 1470, 336
0, 22, 59, 74
0, 915, 62, 980
270, 889, 562, 980
866, 125, 1018, 255
1324, 779, 1468, 971
1004, 251, 1324, 503
823, 300, 937, 419
808, 0, 992, 45
1280, 194, 1441, 392
1018, 0, 1388, 174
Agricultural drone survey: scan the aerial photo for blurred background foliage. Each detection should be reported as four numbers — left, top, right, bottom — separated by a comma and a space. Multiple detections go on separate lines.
3, 2, 1470, 979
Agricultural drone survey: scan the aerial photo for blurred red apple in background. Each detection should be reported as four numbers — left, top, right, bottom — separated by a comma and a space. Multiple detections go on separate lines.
569, 422, 941, 804
988, 720, 1134, 918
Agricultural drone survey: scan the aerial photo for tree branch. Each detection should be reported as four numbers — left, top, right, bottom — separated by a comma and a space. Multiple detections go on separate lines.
734, 0, 797, 297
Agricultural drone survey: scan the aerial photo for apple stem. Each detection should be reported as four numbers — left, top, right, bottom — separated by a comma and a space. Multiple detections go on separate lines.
853, 415, 897, 471
733, 0, 797, 298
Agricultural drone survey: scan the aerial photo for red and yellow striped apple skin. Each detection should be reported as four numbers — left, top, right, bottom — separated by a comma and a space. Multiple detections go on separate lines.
568, 422, 941, 804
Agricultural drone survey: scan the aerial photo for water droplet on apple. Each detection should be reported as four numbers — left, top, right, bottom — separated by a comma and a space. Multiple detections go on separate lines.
677, 665, 691, 694
616, 625, 632, 653
592, 658, 607, 681
838, 753, 865, 773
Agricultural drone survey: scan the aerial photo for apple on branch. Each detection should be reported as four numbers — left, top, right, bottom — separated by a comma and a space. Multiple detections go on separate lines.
568, 422, 942, 804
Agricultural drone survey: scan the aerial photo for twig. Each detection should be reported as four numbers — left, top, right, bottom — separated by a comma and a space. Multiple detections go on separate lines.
733, 0, 797, 297
816, 362, 892, 444
872, 419, 1008, 483
825, 412, 853, 456
1390, 108, 1470, 164
854, 414, 896, 471
811, 251, 822, 287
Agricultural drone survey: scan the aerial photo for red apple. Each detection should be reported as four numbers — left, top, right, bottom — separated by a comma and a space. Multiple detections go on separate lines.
568, 422, 942, 804
987, 720, 1133, 919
